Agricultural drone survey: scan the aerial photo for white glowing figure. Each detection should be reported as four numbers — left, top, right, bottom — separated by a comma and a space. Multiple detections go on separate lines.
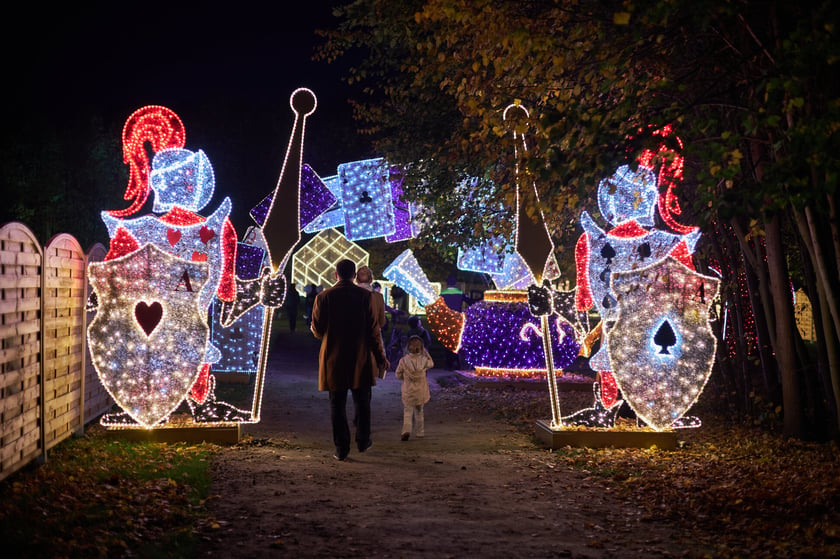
489, 251, 537, 290
608, 257, 720, 430
89, 89, 315, 428
571, 149, 705, 428
596, 164, 659, 227
95, 107, 238, 411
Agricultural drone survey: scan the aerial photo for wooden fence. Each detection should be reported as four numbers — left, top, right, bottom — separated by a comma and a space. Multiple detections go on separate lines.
0, 222, 113, 481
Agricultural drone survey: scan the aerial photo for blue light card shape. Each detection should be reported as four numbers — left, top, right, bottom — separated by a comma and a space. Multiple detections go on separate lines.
338, 158, 396, 241
457, 235, 507, 274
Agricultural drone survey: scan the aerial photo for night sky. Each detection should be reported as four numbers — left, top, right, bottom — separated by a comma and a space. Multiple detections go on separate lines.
5, 1, 368, 233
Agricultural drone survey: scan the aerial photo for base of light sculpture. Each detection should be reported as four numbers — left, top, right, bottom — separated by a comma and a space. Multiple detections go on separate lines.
534, 420, 677, 450
458, 369, 592, 391
104, 423, 241, 445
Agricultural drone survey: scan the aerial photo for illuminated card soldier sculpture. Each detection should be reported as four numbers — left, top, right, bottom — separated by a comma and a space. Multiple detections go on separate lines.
88, 89, 316, 428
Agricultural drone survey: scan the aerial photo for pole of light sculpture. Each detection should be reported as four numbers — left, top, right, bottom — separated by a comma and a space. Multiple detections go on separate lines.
251, 88, 317, 421
505, 103, 562, 429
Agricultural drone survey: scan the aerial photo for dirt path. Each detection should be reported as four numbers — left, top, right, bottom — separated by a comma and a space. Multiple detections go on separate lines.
195, 330, 701, 558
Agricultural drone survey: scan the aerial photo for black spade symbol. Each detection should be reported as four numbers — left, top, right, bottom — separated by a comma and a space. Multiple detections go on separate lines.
602, 294, 617, 309
359, 190, 373, 203
599, 266, 612, 283
600, 243, 616, 265
638, 242, 652, 260
654, 320, 677, 354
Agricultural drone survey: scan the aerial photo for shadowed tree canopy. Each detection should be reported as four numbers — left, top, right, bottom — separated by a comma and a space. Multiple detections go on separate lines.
319, 0, 837, 241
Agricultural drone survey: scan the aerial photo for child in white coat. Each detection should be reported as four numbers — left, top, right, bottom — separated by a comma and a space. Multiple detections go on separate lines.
395, 335, 434, 441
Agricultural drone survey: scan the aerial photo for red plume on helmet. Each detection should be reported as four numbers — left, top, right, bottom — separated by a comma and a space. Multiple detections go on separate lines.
636, 125, 697, 235
108, 105, 187, 217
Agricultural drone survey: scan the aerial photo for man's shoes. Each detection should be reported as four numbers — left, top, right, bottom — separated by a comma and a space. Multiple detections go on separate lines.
401, 433, 409, 441
334, 448, 349, 461
357, 439, 373, 453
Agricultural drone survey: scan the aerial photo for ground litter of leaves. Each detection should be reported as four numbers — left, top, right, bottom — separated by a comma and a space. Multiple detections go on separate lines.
442, 385, 840, 558
1, 383, 838, 558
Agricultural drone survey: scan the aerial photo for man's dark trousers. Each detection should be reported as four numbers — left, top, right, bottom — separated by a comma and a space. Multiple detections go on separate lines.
330, 386, 372, 458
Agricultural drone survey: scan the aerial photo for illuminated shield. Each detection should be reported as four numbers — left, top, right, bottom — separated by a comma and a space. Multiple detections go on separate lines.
607, 257, 720, 431
87, 244, 211, 427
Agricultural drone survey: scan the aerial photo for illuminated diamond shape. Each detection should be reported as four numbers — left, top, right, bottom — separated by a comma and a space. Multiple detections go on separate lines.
292, 229, 369, 289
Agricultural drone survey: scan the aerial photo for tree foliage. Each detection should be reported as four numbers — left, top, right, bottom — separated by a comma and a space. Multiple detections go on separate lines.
0, 112, 125, 248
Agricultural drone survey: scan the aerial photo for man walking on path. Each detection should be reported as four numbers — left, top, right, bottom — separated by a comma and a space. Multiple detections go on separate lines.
311, 259, 389, 460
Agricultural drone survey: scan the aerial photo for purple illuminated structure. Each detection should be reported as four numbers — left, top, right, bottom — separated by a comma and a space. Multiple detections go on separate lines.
460, 298, 580, 377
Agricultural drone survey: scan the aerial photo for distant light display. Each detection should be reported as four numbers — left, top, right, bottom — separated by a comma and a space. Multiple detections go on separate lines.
338, 158, 396, 241
303, 207, 345, 233
425, 297, 465, 352
457, 237, 506, 275
489, 251, 537, 290
302, 174, 344, 234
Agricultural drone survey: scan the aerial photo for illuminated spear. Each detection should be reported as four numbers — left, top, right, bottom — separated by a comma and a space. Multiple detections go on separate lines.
249, 88, 317, 421
504, 103, 563, 429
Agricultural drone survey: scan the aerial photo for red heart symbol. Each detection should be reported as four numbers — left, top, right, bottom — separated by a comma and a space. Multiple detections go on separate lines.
167, 229, 181, 246
135, 301, 163, 336
192, 252, 208, 262
199, 226, 215, 244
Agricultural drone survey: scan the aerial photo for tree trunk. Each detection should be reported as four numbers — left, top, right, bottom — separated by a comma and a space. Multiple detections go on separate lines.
804, 206, 840, 339
765, 213, 803, 437
815, 275, 840, 436
723, 220, 778, 403
793, 207, 840, 432
731, 218, 776, 350
828, 194, 840, 286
